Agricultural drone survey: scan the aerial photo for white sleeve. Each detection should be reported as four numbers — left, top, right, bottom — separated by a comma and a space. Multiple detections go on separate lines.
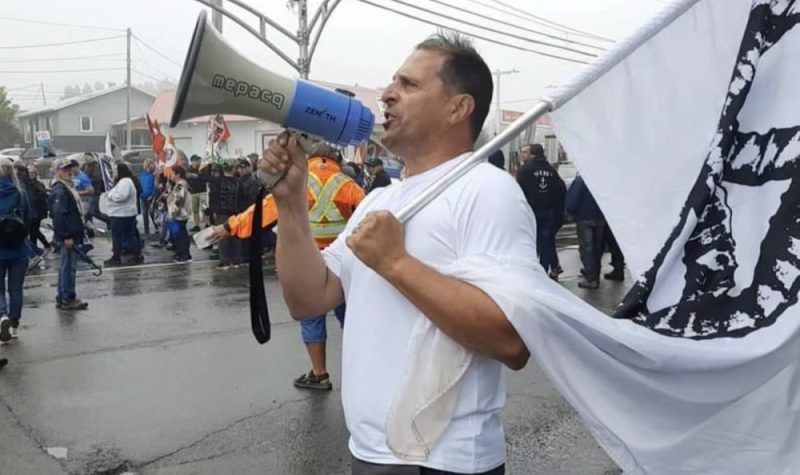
106, 179, 132, 203
453, 166, 539, 260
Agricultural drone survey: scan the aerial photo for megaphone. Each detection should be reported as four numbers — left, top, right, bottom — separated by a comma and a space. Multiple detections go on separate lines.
171, 11, 375, 149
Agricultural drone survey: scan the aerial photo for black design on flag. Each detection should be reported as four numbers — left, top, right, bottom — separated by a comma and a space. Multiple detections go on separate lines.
616, 1, 800, 339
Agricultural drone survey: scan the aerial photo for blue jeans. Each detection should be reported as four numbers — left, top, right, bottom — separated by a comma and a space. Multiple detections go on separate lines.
534, 208, 559, 274
0, 257, 29, 325
57, 244, 78, 304
301, 303, 346, 344
171, 219, 191, 260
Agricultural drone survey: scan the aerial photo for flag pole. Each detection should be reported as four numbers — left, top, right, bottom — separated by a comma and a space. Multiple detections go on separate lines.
394, 0, 701, 224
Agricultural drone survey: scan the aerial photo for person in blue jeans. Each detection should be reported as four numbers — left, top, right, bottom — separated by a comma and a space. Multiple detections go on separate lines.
0, 158, 34, 343
295, 303, 346, 390
49, 158, 89, 311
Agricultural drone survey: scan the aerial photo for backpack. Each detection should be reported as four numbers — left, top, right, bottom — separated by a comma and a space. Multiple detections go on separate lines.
0, 191, 28, 248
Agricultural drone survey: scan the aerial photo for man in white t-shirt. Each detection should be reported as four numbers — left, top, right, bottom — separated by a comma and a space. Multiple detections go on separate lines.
261, 33, 535, 475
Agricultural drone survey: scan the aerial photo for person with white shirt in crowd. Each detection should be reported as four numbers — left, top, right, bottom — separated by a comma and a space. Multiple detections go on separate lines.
261, 32, 533, 475
105, 162, 143, 266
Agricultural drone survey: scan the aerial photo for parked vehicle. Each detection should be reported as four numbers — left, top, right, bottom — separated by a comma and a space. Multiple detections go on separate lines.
18, 147, 69, 179
120, 149, 156, 175
378, 156, 405, 181
0, 148, 25, 160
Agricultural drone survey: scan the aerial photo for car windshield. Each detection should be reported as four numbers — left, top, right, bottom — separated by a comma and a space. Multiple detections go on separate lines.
21, 149, 43, 159
1, 148, 24, 157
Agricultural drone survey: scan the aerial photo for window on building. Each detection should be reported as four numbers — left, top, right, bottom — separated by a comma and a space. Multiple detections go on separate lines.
80, 115, 93, 132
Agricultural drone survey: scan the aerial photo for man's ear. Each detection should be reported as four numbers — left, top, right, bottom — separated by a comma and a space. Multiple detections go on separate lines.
448, 94, 475, 128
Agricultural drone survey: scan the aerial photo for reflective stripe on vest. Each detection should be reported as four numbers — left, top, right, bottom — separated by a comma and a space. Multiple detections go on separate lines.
308, 172, 350, 240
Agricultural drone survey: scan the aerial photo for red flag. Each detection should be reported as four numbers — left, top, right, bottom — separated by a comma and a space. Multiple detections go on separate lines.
147, 114, 167, 163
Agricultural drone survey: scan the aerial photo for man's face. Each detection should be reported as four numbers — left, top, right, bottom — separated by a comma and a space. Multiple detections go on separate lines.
521, 146, 531, 161
147, 162, 156, 172
58, 167, 77, 182
380, 50, 452, 156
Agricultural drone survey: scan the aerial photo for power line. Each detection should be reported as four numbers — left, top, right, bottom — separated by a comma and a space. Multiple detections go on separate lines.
430, 0, 605, 51
485, 0, 614, 42
133, 42, 177, 81
0, 67, 126, 73
0, 54, 125, 63
358, 0, 589, 64
0, 16, 126, 32
0, 35, 125, 50
132, 35, 182, 68
387, 0, 596, 58
133, 68, 171, 83
3, 84, 39, 90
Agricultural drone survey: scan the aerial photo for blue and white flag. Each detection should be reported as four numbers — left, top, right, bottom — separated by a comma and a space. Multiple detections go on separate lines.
518, 1, 800, 473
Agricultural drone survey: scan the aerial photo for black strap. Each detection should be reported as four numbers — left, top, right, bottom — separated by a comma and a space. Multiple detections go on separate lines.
249, 186, 271, 344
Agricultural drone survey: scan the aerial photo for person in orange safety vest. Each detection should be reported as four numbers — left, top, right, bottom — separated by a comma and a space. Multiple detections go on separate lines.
211, 146, 365, 390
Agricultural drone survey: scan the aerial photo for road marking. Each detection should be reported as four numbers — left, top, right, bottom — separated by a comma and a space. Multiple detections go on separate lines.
26, 258, 221, 279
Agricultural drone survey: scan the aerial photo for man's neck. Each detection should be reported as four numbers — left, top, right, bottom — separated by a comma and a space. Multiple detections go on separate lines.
401, 144, 473, 178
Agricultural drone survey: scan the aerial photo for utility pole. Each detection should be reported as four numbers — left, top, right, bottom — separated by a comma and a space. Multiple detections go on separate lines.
40, 82, 47, 106
126, 27, 132, 150
211, 0, 223, 32
294, 0, 310, 79
494, 68, 519, 135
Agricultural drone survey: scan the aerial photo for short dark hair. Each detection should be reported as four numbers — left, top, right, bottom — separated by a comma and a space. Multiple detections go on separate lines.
171, 165, 187, 178
416, 32, 493, 142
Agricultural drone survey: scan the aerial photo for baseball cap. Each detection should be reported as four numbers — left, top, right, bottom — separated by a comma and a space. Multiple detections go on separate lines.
365, 157, 383, 167
54, 157, 80, 170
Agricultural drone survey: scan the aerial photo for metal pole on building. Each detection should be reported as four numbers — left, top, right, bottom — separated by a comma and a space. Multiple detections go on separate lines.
40, 82, 47, 106
126, 27, 132, 150
211, 0, 223, 32
494, 68, 518, 135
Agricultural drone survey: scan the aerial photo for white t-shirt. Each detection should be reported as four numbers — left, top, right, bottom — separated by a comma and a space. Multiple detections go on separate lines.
323, 153, 538, 473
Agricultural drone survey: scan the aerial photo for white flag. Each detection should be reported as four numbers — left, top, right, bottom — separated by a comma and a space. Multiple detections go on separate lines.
514, 1, 800, 474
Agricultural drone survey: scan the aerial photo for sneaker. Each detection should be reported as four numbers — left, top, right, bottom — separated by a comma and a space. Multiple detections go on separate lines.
174, 257, 193, 264
61, 299, 89, 311
104, 258, 122, 266
10, 326, 18, 339
0, 317, 10, 342
216, 264, 230, 270
55, 301, 62, 309
578, 279, 599, 289
233, 264, 241, 269
150, 242, 164, 249
131, 255, 145, 265
293, 370, 333, 391
604, 269, 625, 281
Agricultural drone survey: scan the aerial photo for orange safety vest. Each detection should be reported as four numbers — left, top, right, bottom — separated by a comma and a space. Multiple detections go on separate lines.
225, 157, 365, 249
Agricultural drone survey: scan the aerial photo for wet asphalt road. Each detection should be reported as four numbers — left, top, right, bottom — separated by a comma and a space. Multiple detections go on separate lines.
0, 230, 629, 475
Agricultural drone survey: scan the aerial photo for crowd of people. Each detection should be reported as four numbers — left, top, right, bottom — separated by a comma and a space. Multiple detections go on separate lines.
0, 144, 395, 350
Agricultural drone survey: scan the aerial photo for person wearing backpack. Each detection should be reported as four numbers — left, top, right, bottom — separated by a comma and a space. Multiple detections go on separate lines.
49, 158, 89, 311
0, 158, 34, 343
14, 162, 50, 255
